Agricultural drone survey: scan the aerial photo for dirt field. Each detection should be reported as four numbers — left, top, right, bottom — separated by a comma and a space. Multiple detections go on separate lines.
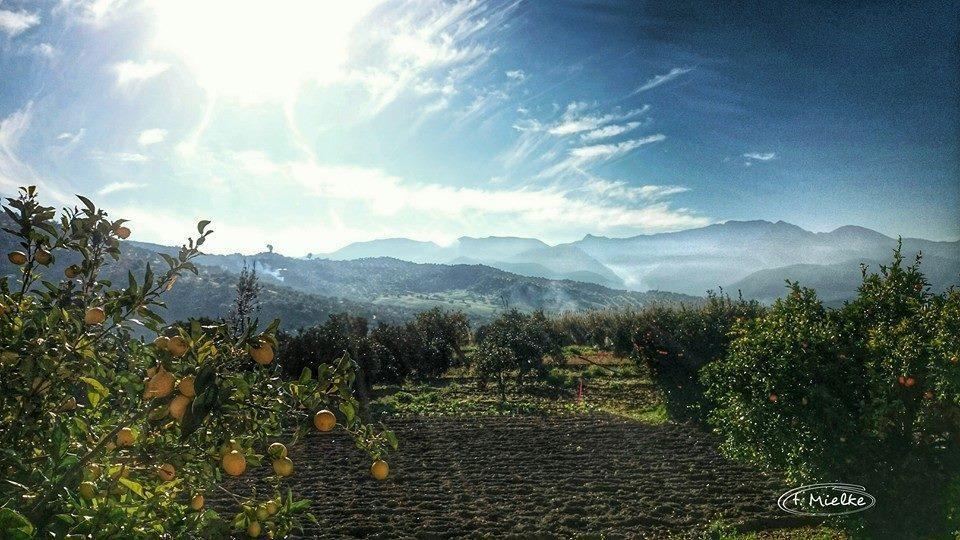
221, 415, 817, 538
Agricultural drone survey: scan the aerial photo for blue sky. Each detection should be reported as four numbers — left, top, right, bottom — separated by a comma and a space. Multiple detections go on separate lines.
1, 0, 957, 254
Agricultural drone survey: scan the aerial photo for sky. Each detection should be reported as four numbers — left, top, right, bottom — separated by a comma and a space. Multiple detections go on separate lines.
0, 0, 957, 255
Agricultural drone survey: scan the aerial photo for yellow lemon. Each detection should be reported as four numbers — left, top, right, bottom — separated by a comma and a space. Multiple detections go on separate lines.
178, 376, 196, 398
250, 341, 274, 365
169, 394, 191, 421
167, 336, 189, 358
116, 427, 135, 447
156, 463, 176, 482
222, 450, 247, 476
84, 307, 106, 325
267, 442, 287, 459
78, 481, 97, 500
371, 460, 389, 481
313, 409, 336, 432
272, 457, 294, 477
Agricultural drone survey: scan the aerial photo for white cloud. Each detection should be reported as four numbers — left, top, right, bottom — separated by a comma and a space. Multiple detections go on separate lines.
569, 135, 666, 160
340, 0, 517, 117
56, 0, 129, 26
0, 8, 40, 36
98, 181, 144, 195
51, 128, 86, 157
513, 102, 649, 138
111, 152, 150, 162
743, 151, 776, 161
505, 69, 526, 81
580, 177, 688, 202
539, 134, 666, 178
285, 159, 704, 234
30, 43, 57, 58
581, 121, 641, 142
634, 67, 693, 93
137, 129, 168, 146
113, 61, 170, 87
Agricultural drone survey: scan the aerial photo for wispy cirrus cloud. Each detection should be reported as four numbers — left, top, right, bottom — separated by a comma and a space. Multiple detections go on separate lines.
633, 67, 693, 93
91, 151, 150, 163
113, 60, 170, 87
342, 0, 519, 119
98, 181, 144, 195
743, 151, 776, 161
579, 176, 688, 202
539, 134, 666, 178
544, 102, 648, 136
0, 8, 40, 36
0, 103, 72, 203
581, 121, 641, 142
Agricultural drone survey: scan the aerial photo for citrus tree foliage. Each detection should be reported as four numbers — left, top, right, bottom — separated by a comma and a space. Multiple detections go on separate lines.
278, 308, 470, 385
0, 187, 395, 538
630, 293, 764, 421
473, 309, 562, 396
703, 249, 960, 535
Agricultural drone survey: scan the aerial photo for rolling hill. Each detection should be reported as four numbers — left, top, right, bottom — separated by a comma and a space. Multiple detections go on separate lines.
127, 242, 695, 320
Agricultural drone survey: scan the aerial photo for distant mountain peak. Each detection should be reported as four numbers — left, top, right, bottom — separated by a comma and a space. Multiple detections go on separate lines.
828, 225, 891, 240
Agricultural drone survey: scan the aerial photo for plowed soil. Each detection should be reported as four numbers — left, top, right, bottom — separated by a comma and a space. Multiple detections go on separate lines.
220, 415, 814, 538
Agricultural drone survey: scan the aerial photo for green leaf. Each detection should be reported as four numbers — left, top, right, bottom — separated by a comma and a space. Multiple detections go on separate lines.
76, 194, 96, 213
197, 220, 211, 234
0, 508, 34, 538
181, 386, 217, 441
385, 430, 398, 451
79, 377, 109, 398
119, 478, 145, 498
339, 401, 355, 423
194, 364, 216, 394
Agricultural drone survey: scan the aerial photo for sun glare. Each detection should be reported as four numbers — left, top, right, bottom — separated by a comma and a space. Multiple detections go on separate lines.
149, 0, 380, 102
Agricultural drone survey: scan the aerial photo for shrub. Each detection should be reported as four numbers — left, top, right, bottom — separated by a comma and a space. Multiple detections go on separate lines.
278, 308, 470, 385
474, 309, 562, 395
703, 248, 960, 535
277, 313, 377, 382
0, 187, 394, 537
631, 292, 764, 421
404, 308, 470, 379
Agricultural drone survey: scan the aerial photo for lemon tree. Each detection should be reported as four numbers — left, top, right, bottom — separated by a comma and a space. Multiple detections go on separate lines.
0, 187, 396, 538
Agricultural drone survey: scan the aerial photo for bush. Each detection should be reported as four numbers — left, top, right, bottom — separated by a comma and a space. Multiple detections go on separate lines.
703, 248, 960, 535
631, 292, 764, 421
0, 187, 393, 537
474, 310, 562, 396
278, 308, 470, 385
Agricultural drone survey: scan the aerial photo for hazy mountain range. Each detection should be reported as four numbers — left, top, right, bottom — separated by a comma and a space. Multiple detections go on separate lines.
323, 220, 960, 302
3, 217, 957, 329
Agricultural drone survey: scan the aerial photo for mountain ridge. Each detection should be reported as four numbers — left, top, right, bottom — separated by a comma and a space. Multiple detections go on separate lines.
318, 220, 959, 300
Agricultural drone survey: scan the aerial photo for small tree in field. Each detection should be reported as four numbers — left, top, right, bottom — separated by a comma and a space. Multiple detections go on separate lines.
0, 187, 395, 538
474, 309, 562, 397
228, 261, 261, 338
